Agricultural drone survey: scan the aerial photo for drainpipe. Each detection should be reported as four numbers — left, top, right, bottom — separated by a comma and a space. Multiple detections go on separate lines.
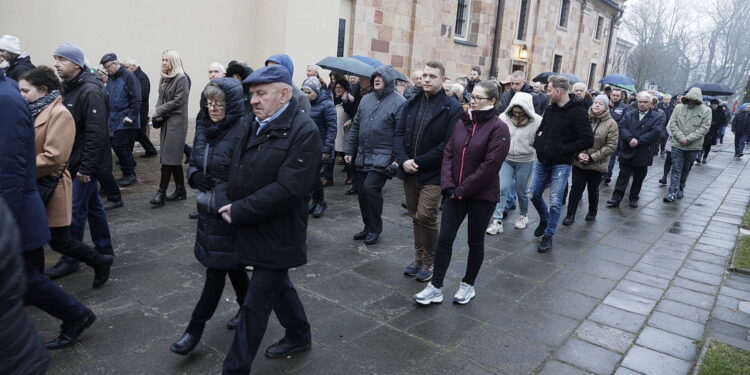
489, 0, 505, 79
602, 7, 623, 79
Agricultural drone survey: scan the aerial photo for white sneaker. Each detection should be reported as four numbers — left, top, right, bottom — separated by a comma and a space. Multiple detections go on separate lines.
486, 220, 503, 235
453, 282, 476, 304
514, 215, 529, 229
414, 283, 443, 305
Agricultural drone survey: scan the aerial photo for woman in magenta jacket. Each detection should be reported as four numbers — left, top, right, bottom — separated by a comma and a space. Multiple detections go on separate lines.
414, 80, 510, 305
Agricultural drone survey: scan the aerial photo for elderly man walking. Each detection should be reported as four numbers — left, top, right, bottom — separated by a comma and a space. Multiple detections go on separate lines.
732, 104, 750, 157
220, 65, 320, 374
124, 58, 158, 158
498, 70, 542, 114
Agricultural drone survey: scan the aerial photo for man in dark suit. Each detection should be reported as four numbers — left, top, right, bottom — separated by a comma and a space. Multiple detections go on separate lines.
124, 58, 158, 157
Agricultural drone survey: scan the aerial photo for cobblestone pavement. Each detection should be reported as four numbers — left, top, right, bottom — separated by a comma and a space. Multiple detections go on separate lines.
33, 130, 750, 375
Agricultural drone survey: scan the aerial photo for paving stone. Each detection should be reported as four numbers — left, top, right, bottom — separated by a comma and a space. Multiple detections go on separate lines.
613, 367, 642, 375
620, 345, 692, 375
484, 270, 538, 300
494, 303, 580, 347
575, 320, 635, 353
339, 325, 439, 374
713, 305, 750, 328
603, 290, 657, 315
649, 247, 689, 261
640, 253, 683, 271
616, 279, 665, 300
648, 311, 706, 340
415, 355, 497, 375
546, 268, 617, 299
725, 274, 750, 292
585, 245, 642, 267
678, 267, 722, 286
624, 270, 670, 289
407, 309, 484, 348
720, 286, 750, 301
539, 360, 595, 375
556, 338, 622, 375
588, 304, 647, 334
656, 299, 710, 324
635, 326, 698, 361
632, 262, 678, 279
739, 301, 750, 314
672, 276, 719, 295
688, 250, 728, 266
665, 286, 715, 310
708, 318, 749, 340
570, 256, 631, 281
716, 294, 739, 310
683, 259, 727, 276
494, 253, 561, 282
459, 326, 552, 375
520, 286, 599, 320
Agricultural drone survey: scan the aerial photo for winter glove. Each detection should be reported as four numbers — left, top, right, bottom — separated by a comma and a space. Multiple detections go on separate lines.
442, 188, 456, 199
191, 171, 215, 192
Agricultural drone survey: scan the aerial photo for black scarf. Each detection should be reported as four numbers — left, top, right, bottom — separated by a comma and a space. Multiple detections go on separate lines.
28, 90, 61, 119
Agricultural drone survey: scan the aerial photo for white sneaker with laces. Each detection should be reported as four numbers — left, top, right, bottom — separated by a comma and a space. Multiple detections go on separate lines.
486, 220, 503, 235
514, 215, 529, 229
453, 282, 476, 304
413, 283, 443, 305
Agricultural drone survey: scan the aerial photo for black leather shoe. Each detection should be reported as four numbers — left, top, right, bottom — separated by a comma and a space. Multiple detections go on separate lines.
585, 213, 596, 221
116, 175, 138, 187
45, 261, 80, 280
265, 337, 311, 359
344, 187, 357, 196
150, 190, 165, 207
46, 309, 96, 350
226, 309, 242, 330
537, 235, 553, 253
188, 211, 200, 219
170, 332, 200, 355
562, 215, 574, 226
353, 229, 368, 240
606, 199, 620, 208
92, 255, 114, 288
103, 200, 124, 210
658, 178, 666, 186
628, 199, 639, 208
364, 232, 379, 245
533, 221, 547, 237
311, 202, 327, 218
166, 188, 187, 201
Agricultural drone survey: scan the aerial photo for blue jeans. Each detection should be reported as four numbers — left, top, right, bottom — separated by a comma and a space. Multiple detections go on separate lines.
529, 161, 571, 237
61, 178, 113, 265
504, 177, 517, 211
493, 160, 534, 221
112, 129, 138, 177
736, 132, 748, 154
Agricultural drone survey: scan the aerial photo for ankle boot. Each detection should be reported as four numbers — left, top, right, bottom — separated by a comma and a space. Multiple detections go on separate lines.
150, 190, 166, 207
170, 331, 201, 355
167, 166, 187, 201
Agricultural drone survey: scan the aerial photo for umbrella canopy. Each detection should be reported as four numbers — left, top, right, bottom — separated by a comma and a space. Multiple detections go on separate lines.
316, 56, 374, 77
532, 72, 581, 84
610, 83, 636, 93
351, 55, 409, 82
599, 74, 635, 86
685, 82, 734, 96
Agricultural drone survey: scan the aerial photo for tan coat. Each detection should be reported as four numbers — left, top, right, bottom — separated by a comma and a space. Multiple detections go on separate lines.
574, 108, 619, 173
155, 73, 189, 165
34, 96, 75, 227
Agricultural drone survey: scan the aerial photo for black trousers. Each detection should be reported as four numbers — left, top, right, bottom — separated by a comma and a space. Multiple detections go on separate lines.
312, 160, 325, 204
136, 120, 157, 155
612, 163, 648, 201
662, 151, 672, 180
186, 267, 249, 336
567, 166, 602, 217
431, 198, 495, 289
24, 249, 87, 322
49, 226, 105, 267
222, 268, 310, 375
96, 172, 122, 202
354, 170, 388, 234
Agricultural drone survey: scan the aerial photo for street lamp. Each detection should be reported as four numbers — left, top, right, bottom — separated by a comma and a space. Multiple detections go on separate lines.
518, 44, 529, 60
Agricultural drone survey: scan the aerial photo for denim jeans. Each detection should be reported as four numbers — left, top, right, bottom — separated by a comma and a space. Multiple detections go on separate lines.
112, 129, 138, 177
529, 161, 571, 237
736, 132, 748, 155
61, 178, 113, 265
493, 160, 533, 221
669, 148, 699, 194
504, 177, 517, 211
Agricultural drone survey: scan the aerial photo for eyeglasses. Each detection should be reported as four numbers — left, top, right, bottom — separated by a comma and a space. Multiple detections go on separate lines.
206, 102, 226, 109
469, 94, 490, 102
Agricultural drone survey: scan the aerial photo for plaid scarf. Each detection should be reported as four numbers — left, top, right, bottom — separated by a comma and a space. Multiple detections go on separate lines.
28, 90, 61, 119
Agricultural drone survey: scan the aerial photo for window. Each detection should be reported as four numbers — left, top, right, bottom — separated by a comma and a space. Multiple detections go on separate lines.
559, 0, 570, 28
588, 63, 597, 89
337, 19, 346, 57
595, 16, 604, 40
516, 0, 531, 41
455, 0, 470, 39
553, 55, 563, 73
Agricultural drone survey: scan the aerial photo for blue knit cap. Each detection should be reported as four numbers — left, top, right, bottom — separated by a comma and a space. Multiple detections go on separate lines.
53, 42, 86, 68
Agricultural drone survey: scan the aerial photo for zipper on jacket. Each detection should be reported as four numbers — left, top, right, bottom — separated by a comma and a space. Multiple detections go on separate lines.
458, 120, 478, 185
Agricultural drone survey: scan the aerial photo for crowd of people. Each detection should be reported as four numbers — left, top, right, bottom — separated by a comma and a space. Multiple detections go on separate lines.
1, 32, 750, 375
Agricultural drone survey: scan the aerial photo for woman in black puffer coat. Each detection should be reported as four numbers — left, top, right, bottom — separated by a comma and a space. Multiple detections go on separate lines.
170, 78, 249, 356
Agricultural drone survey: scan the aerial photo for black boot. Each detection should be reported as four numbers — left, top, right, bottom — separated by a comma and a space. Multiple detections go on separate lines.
151, 165, 171, 207
92, 255, 114, 288
562, 214, 575, 226
166, 166, 186, 201
170, 332, 201, 355
150, 190, 166, 207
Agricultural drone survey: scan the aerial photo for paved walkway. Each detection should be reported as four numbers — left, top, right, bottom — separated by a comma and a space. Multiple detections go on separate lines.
34, 132, 750, 374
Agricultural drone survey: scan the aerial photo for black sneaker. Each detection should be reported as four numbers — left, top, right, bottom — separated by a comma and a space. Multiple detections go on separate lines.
658, 178, 666, 186
533, 221, 547, 237
562, 215, 574, 226
538, 235, 553, 253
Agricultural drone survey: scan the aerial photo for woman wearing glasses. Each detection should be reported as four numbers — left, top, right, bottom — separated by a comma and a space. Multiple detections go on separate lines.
414, 81, 510, 305
486, 92, 542, 235
170, 78, 249, 355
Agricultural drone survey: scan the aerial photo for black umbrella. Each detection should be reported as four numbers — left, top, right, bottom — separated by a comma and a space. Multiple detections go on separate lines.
685, 82, 734, 96
532, 72, 581, 84
351, 55, 410, 82
316, 56, 374, 77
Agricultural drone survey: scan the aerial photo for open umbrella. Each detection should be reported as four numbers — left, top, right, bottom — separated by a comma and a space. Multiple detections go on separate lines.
316, 56, 374, 77
685, 82, 734, 96
610, 83, 636, 93
532, 72, 581, 84
351, 55, 410, 82
599, 74, 635, 86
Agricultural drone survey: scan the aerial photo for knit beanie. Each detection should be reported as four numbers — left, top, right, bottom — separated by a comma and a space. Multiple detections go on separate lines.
594, 94, 610, 107
0, 35, 21, 55
53, 42, 86, 68
302, 77, 321, 95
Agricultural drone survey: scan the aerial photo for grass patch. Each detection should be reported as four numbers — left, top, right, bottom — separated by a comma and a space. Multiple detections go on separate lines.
735, 236, 750, 270
744, 206, 750, 229
700, 341, 750, 375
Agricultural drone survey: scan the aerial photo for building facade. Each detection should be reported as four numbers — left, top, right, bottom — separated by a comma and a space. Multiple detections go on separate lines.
611, 37, 635, 76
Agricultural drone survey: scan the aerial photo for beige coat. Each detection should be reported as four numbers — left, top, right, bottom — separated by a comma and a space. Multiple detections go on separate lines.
155, 73, 189, 165
574, 108, 619, 173
34, 96, 75, 227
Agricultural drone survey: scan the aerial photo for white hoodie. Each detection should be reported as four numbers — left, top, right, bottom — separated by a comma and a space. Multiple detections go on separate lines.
498, 92, 542, 163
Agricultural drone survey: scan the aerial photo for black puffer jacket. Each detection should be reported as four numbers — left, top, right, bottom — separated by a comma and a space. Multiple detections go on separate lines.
5, 55, 35, 81
62, 70, 111, 176
0, 197, 50, 375
533, 94, 594, 166
227, 100, 321, 269
499, 83, 542, 115
188, 78, 246, 270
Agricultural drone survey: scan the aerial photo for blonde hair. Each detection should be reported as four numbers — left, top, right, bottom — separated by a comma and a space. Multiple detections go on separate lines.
161, 49, 184, 75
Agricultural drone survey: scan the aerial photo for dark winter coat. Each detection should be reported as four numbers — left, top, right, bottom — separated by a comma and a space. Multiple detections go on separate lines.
227, 99, 321, 270
609, 101, 629, 124
0, 197, 49, 375
5, 55, 35, 81
61, 70, 112, 177
537, 91, 550, 115
441, 108, 510, 202
188, 78, 246, 270
732, 110, 750, 135
706, 107, 727, 145
106, 65, 141, 132
618, 109, 662, 166
533, 94, 594, 166
345, 65, 406, 172
132, 67, 150, 129
499, 83, 542, 115
394, 88, 462, 185
0, 69, 50, 251
403, 85, 421, 100
308, 89, 337, 156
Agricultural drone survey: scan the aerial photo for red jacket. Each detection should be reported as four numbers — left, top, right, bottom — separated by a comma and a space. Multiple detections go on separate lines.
441, 108, 510, 202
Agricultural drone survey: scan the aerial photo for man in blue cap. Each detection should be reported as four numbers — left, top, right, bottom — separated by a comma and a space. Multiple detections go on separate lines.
220, 64, 319, 374
264, 54, 311, 113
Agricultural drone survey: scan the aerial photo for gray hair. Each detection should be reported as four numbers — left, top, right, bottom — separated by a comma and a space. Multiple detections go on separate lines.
451, 83, 465, 93
510, 70, 525, 80
124, 57, 139, 67
548, 75, 571, 91
572, 82, 587, 91
637, 91, 654, 101
307, 64, 320, 73
209, 62, 226, 74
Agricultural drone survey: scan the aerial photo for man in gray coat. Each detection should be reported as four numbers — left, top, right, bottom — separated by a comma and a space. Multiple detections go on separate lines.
345, 65, 406, 245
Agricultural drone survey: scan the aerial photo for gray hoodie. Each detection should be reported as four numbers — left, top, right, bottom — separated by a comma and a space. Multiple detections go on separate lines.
498, 92, 541, 163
